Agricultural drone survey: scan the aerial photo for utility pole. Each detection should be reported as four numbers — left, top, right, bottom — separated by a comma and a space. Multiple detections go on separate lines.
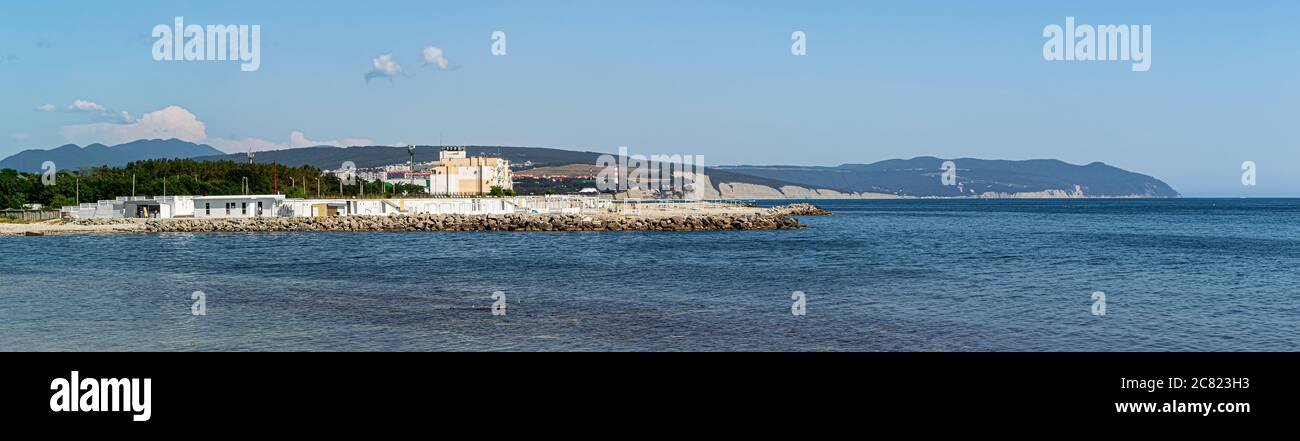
317, 177, 321, 198
131, 174, 136, 198
75, 177, 80, 204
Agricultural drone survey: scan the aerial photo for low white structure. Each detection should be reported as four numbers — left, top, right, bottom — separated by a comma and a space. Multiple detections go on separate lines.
192, 195, 285, 218
62, 195, 609, 220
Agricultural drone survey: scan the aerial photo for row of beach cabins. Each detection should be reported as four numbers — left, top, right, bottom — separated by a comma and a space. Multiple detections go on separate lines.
61, 195, 614, 220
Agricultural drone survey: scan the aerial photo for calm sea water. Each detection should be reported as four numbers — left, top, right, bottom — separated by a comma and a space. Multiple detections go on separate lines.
2, 199, 1298, 351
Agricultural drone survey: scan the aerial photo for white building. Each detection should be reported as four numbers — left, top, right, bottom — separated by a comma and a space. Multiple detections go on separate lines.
62, 195, 607, 220
192, 195, 285, 218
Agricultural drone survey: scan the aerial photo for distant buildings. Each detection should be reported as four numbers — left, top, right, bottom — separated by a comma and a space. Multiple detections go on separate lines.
356, 146, 513, 196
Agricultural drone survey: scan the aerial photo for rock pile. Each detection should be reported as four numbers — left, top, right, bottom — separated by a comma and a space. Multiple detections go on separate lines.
143, 212, 807, 233
769, 203, 833, 216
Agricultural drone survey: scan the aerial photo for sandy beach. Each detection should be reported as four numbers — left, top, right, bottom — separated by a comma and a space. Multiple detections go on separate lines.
0, 219, 146, 236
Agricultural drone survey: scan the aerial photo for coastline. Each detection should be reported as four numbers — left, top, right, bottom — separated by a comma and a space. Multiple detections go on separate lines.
1, 203, 830, 236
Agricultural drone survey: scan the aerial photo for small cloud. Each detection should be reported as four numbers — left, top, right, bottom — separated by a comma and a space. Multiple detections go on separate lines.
365, 54, 402, 82
208, 131, 375, 153
290, 130, 374, 148
422, 46, 450, 70
36, 38, 53, 49
11, 133, 30, 141
68, 100, 106, 113
53, 100, 135, 123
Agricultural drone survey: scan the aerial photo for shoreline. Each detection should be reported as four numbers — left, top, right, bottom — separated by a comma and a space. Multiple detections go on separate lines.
1, 203, 830, 236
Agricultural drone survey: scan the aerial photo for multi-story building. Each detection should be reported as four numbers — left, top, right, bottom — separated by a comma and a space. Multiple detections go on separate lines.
384, 146, 513, 196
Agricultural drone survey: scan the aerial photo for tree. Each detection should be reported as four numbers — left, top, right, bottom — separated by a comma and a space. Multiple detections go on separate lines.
50, 195, 77, 209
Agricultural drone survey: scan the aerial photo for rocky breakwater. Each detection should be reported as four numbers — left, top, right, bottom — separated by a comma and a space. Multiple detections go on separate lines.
768, 203, 833, 216
142, 208, 824, 234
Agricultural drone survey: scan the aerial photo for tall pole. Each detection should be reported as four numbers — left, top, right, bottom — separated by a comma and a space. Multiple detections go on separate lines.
75, 177, 80, 205
273, 161, 278, 195
132, 174, 136, 198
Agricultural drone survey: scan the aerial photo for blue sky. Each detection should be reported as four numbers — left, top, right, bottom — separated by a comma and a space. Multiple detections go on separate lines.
1, 0, 1298, 196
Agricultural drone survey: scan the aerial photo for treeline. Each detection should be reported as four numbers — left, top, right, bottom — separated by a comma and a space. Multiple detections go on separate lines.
0, 159, 426, 210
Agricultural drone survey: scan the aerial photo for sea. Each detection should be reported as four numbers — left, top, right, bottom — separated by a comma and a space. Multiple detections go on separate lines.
2, 199, 1297, 351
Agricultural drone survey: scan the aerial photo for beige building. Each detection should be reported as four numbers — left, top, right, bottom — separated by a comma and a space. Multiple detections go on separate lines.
382, 146, 513, 195
428, 146, 512, 195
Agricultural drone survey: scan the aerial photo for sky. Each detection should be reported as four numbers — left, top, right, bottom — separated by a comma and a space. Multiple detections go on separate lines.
1, 0, 1298, 196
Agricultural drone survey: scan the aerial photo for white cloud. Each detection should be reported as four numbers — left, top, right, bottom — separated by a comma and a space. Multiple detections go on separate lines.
68, 99, 106, 113
365, 53, 402, 82
60, 105, 207, 146
205, 136, 287, 153
289, 130, 373, 148
57, 105, 376, 152
421, 46, 449, 70
41, 99, 135, 123
206, 131, 374, 152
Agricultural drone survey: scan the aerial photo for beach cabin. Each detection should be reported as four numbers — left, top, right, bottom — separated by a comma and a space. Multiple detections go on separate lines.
192, 195, 285, 219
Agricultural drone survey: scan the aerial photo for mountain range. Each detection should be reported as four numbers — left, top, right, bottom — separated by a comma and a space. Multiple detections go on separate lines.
0, 140, 1179, 198
0, 139, 224, 172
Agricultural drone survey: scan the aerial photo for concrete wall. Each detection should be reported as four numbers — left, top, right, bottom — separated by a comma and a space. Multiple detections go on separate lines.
64, 195, 610, 219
